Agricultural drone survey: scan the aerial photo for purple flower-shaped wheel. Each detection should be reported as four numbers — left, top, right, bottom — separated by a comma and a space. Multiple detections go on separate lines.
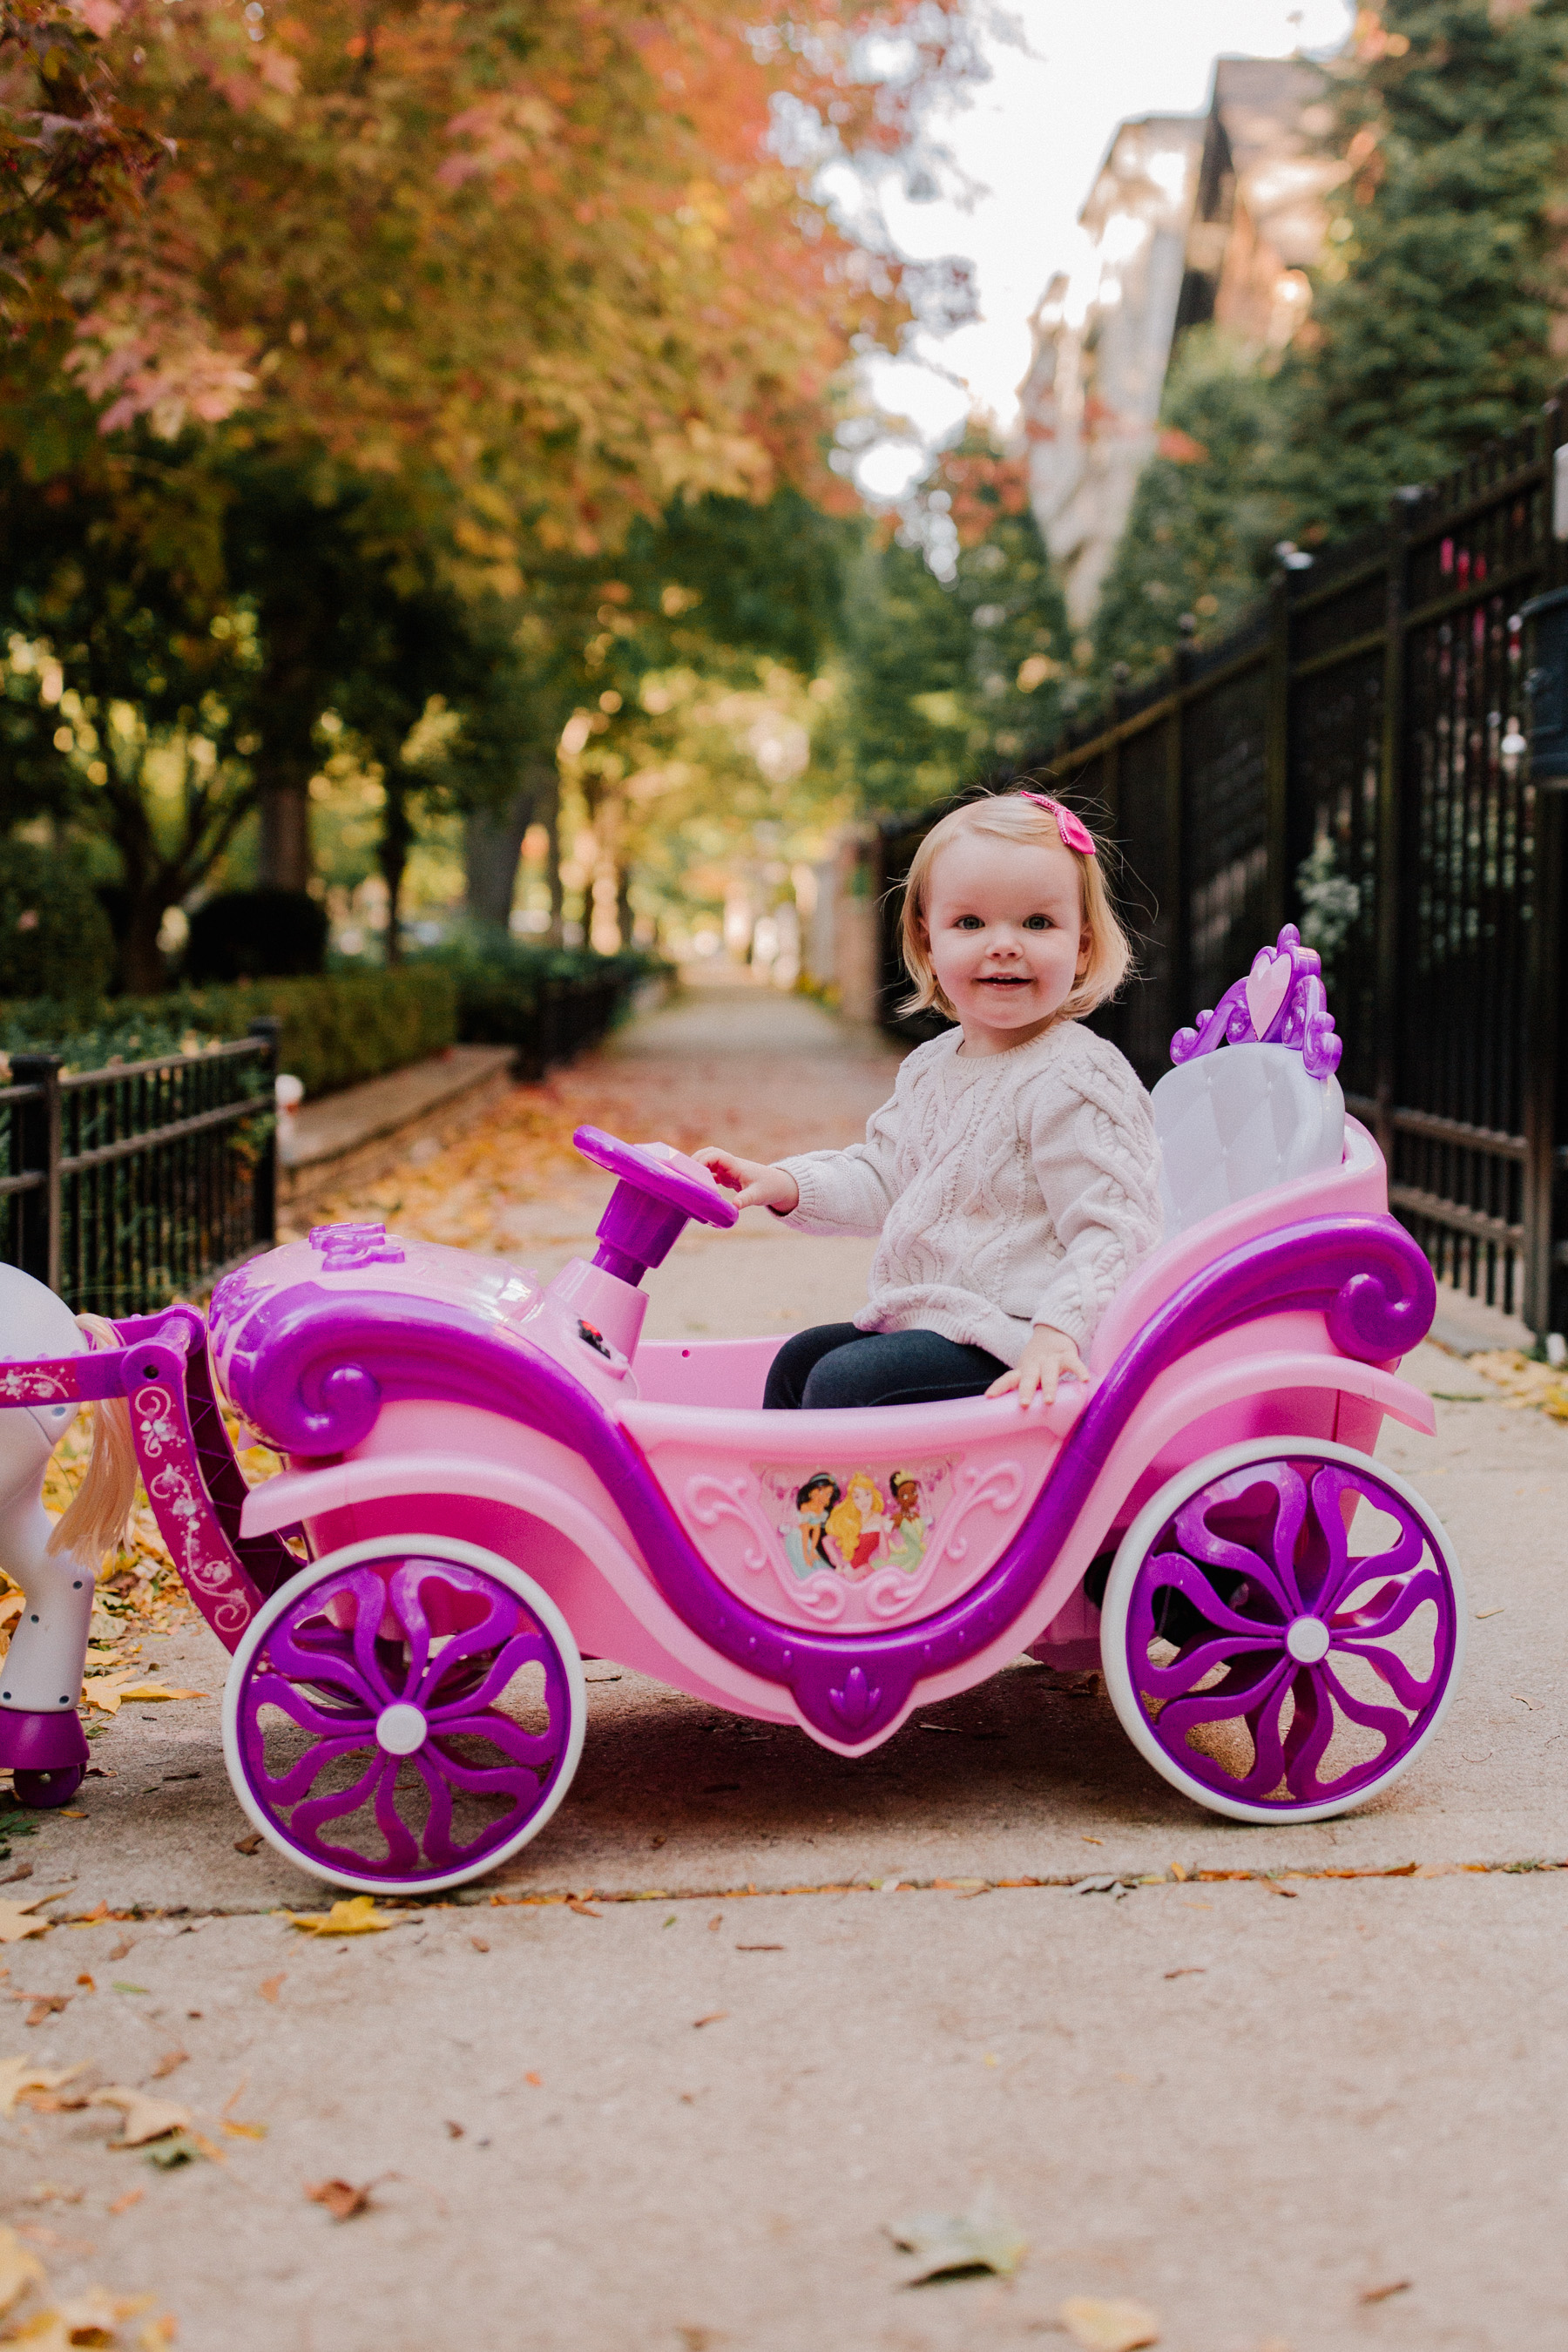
1099, 1441, 1464, 1822
221, 1537, 586, 1894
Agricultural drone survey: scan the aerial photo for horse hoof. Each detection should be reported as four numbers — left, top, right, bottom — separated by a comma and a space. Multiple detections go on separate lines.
10, 1767, 84, 1809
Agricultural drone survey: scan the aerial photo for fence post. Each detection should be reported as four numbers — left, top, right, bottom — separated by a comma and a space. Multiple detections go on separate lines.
246, 1018, 280, 1256
1166, 647, 1189, 1040
1264, 571, 1291, 938
1521, 395, 1568, 1336
10, 1056, 63, 1294
1373, 494, 1420, 1170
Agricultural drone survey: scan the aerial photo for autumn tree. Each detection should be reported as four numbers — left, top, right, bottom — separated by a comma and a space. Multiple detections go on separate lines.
3, 0, 979, 945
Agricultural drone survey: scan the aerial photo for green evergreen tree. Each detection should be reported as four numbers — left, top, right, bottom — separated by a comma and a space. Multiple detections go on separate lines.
1092, 330, 1287, 686
1277, 0, 1568, 539
839, 434, 1071, 814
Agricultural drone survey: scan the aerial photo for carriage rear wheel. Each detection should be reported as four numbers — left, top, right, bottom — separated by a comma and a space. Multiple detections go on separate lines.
1098, 1440, 1464, 1824
221, 1536, 586, 1895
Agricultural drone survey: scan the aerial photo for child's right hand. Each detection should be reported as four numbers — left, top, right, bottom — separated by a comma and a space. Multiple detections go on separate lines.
694, 1147, 801, 1215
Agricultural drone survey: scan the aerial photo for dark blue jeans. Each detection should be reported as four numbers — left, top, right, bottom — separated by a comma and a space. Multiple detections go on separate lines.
763, 1321, 1009, 1410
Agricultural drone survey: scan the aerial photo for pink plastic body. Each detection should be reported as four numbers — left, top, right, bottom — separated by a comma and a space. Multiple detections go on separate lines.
232, 1117, 1436, 1749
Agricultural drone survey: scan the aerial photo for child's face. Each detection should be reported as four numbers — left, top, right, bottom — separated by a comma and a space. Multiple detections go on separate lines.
920, 830, 1090, 1048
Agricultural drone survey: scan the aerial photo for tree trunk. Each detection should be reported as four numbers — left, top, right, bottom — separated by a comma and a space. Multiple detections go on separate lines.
463, 769, 544, 930
542, 769, 564, 944
380, 776, 414, 967
120, 894, 167, 995
258, 776, 313, 891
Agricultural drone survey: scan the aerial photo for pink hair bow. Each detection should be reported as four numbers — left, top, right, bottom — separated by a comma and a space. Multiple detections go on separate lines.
1019, 791, 1097, 856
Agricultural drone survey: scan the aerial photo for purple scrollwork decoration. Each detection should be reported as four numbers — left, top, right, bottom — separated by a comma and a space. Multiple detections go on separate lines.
1170, 923, 1342, 1081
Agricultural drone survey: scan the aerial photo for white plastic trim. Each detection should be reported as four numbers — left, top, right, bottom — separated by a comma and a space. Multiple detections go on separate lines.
220, 1533, 588, 1896
1098, 1437, 1467, 1825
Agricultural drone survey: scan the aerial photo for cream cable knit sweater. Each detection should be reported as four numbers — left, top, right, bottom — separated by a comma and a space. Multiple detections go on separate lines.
774, 1019, 1161, 1367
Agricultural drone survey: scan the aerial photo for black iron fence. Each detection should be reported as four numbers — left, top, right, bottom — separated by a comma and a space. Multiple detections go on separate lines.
0, 1022, 277, 1316
877, 389, 1568, 1337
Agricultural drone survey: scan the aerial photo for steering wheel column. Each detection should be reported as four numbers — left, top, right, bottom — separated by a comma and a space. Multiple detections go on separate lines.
545, 1126, 740, 1363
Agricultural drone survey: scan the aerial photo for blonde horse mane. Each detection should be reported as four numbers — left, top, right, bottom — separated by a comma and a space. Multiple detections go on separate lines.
46, 1315, 136, 1565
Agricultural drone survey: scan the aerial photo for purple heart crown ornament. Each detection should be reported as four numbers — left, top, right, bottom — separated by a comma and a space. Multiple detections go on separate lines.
1169, 923, 1342, 1081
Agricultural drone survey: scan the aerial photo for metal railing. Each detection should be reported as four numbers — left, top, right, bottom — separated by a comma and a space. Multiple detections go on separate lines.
0, 1020, 278, 1315
876, 389, 1568, 1337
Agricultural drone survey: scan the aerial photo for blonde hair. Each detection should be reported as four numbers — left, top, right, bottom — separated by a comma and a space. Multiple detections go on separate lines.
897, 791, 1132, 1023
46, 1314, 135, 1567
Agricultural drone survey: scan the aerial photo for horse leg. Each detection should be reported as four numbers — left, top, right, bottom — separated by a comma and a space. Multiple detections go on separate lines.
0, 1467, 93, 1807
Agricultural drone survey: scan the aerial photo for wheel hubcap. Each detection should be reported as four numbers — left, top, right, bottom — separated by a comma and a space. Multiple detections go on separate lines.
375, 1701, 428, 1755
1285, 1615, 1330, 1665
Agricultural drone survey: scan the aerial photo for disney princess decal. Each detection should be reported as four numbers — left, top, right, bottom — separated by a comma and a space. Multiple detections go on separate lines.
826, 1470, 889, 1578
783, 1474, 839, 1581
884, 1470, 927, 1574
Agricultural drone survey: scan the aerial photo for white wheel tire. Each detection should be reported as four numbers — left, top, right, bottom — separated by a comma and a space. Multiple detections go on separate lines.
221, 1533, 588, 1896
1098, 1438, 1467, 1825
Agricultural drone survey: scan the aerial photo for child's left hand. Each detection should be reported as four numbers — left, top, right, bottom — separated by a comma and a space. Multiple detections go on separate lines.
986, 1324, 1089, 1409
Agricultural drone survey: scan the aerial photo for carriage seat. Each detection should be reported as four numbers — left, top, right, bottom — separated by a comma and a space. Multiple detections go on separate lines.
1151, 1043, 1345, 1238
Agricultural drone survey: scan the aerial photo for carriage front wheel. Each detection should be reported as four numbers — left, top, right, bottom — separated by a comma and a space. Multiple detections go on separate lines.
1098, 1440, 1464, 1824
221, 1535, 586, 1895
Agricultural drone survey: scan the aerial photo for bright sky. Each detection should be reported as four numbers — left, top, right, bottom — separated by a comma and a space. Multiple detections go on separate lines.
848, 0, 1354, 497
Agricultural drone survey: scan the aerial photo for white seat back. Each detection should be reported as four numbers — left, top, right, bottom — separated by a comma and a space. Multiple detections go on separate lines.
1152, 1043, 1345, 1236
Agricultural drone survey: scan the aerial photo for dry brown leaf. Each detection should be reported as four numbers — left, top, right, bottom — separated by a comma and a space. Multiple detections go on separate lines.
0, 2062, 84, 2118
23, 1997, 70, 2028
233, 1835, 263, 1856
106, 2190, 143, 2218
258, 1977, 284, 2004
1358, 2280, 1411, 2306
150, 2051, 186, 2082
0, 1898, 54, 1946
75, 1976, 94, 1992
284, 1897, 401, 1937
1059, 2296, 1161, 2351
469, 1936, 490, 1953
692, 2012, 727, 2029
0, 2224, 45, 2316
91, 2086, 193, 2148
306, 2177, 375, 2221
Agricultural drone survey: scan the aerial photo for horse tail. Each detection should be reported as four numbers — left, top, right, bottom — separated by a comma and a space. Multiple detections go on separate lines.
46, 1315, 136, 1565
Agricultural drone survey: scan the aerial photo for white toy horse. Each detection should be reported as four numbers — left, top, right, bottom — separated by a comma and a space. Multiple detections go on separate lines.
0, 1267, 137, 1805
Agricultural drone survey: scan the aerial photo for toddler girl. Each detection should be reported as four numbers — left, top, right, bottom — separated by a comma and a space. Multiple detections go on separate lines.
696, 790, 1161, 1410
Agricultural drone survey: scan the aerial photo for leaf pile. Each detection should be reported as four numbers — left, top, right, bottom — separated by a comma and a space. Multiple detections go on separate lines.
0, 2220, 168, 2349
1470, 1349, 1568, 1423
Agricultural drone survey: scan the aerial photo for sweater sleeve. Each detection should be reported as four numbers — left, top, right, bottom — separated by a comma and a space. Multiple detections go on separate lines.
770, 1079, 906, 1238
1028, 1051, 1162, 1349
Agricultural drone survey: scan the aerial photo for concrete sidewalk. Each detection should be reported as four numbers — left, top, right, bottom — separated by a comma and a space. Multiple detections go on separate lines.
2, 985, 1563, 2349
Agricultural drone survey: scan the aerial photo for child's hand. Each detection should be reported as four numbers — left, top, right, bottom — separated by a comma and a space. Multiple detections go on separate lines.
985, 1324, 1089, 1409
694, 1146, 801, 1215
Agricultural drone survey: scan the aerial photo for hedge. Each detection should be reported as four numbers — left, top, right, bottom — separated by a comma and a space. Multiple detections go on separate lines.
1, 968, 458, 1099
421, 939, 666, 1078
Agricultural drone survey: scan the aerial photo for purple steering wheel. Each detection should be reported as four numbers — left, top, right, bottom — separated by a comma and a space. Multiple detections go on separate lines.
572, 1125, 738, 1288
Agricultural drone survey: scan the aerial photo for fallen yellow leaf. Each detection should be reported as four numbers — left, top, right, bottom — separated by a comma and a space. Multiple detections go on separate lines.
80, 1675, 206, 1718
0, 2224, 44, 2315
284, 1896, 402, 1937
91, 2087, 193, 2149
0, 1899, 53, 1947
0, 2061, 83, 2118
1060, 2296, 1161, 2351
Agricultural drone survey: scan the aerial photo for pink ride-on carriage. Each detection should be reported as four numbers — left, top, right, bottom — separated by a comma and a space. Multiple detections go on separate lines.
0, 926, 1461, 1893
